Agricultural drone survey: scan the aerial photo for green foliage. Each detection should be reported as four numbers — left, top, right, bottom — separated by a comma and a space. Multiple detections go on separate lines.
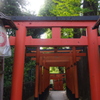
50, 0, 97, 16
24, 59, 36, 82
39, 0, 94, 16
4, 47, 14, 87
0, 0, 27, 15
50, 0, 82, 16
39, 0, 99, 16
27, 28, 47, 38
50, 67, 65, 73
2, 0, 36, 88
0, 0, 36, 16
58, 67, 65, 73
50, 67, 59, 73
39, 0, 55, 16
61, 28, 74, 38
63, 83, 66, 90
83, 0, 98, 15
46, 28, 52, 38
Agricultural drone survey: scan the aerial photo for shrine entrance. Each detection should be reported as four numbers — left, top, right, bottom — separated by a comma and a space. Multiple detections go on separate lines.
9, 16, 100, 100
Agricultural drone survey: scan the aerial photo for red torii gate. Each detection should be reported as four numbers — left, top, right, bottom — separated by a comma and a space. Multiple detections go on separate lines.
50, 73, 65, 90
9, 16, 100, 100
29, 48, 85, 98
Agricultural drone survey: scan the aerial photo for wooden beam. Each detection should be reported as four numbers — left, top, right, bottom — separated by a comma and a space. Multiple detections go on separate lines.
43, 56, 70, 60
25, 36, 88, 46
45, 60, 69, 63
72, 47, 79, 98
26, 53, 86, 57
31, 56, 81, 61
31, 49, 81, 53
26, 53, 36, 57
45, 62, 68, 66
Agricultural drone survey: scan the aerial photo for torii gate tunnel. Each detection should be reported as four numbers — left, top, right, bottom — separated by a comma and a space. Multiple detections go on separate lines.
9, 16, 100, 100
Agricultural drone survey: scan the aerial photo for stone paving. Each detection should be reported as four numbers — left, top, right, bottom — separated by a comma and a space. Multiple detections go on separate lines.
47, 91, 69, 100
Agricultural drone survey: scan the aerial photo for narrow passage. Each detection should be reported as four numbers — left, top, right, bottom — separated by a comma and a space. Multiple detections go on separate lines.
47, 91, 69, 100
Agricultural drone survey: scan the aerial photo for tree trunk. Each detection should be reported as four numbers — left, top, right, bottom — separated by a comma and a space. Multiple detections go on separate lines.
83, 0, 98, 15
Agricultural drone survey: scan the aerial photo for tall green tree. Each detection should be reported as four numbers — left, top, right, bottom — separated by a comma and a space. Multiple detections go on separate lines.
83, 0, 98, 15
50, 0, 83, 16
39, 0, 99, 16
39, 0, 54, 16
0, 0, 28, 15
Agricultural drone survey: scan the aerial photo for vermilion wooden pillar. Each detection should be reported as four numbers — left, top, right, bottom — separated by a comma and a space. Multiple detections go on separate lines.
48, 67, 50, 89
70, 65, 75, 94
42, 66, 45, 93
42, 60, 45, 93
69, 56, 75, 94
34, 64, 39, 99
34, 47, 40, 99
87, 26, 100, 100
52, 27, 61, 39
44, 66, 46, 90
46, 67, 49, 88
66, 65, 70, 90
39, 66, 42, 96
11, 24, 26, 100
45, 67, 47, 89
39, 57, 43, 97
47, 67, 50, 88
72, 47, 79, 98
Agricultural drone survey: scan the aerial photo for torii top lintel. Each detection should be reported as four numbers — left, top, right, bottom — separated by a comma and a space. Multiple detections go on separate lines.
11, 16, 99, 21
9, 16, 99, 46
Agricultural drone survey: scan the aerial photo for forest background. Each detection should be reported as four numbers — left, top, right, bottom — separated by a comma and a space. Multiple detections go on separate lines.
0, 0, 99, 99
